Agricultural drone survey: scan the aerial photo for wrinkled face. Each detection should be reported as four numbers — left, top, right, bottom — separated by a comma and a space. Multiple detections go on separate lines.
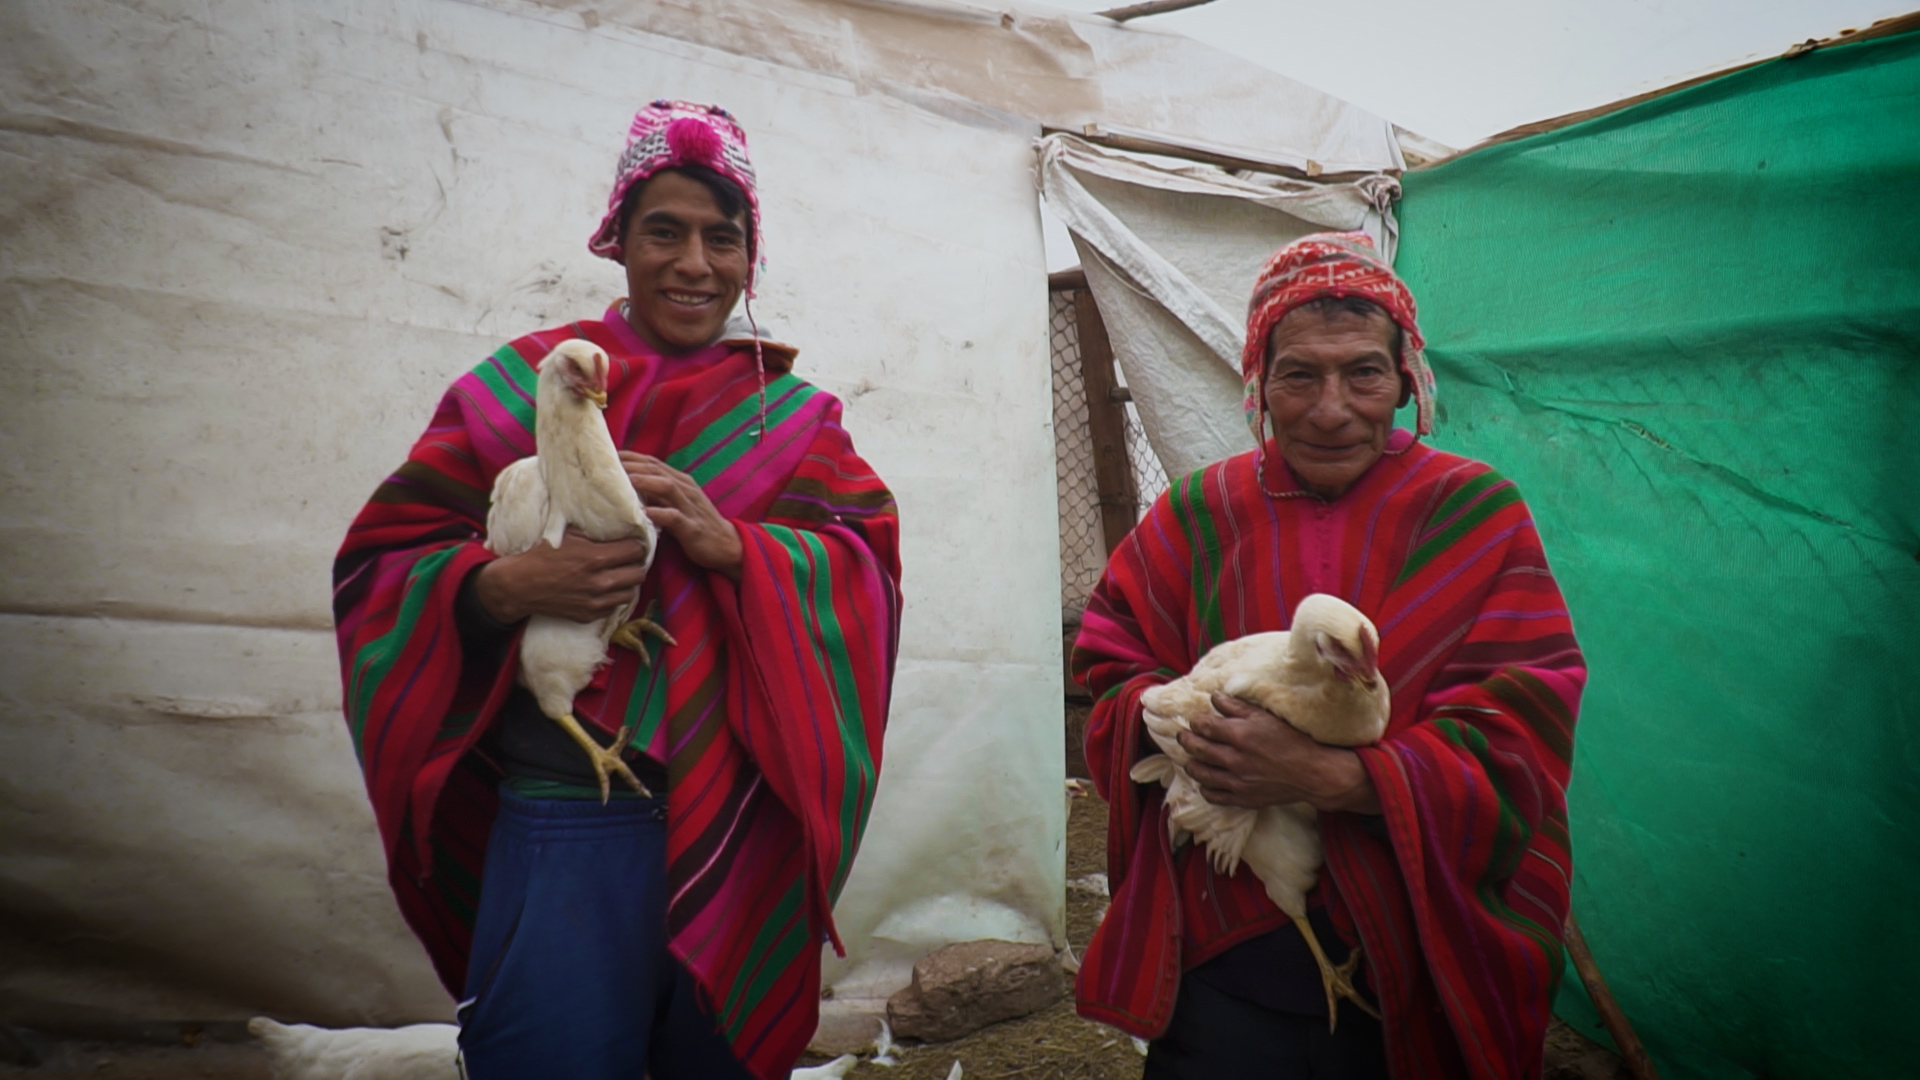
1263, 307, 1403, 500
621, 170, 749, 355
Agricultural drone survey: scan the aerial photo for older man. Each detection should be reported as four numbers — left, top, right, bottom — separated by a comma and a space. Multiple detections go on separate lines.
1074, 233, 1584, 1079
333, 101, 901, 1080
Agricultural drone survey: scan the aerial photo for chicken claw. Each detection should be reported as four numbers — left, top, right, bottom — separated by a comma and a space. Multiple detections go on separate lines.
1293, 916, 1383, 1031
610, 617, 678, 665
551, 713, 652, 803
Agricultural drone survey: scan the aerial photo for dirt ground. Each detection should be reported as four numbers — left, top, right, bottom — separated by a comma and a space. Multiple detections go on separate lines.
791, 788, 1631, 1080
0, 1029, 268, 1080
3, 785, 1631, 1080
787, 784, 1148, 1080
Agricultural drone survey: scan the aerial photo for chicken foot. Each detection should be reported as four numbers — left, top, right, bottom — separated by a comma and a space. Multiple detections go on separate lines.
550, 713, 652, 803
610, 617, 678, 665
1293, 914, 1383, 1032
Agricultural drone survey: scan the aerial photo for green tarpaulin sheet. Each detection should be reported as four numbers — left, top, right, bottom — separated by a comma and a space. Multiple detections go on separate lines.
1396, 27, 1920, 1080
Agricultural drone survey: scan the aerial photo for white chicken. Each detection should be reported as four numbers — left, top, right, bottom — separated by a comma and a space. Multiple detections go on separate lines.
248, 1018, 458, 1080
485, 339, 674, 803
250, 1018, 865, 1079
1133, 593, 1389, 1028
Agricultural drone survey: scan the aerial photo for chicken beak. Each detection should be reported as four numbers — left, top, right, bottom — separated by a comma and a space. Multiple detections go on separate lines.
586, 387, 609, 409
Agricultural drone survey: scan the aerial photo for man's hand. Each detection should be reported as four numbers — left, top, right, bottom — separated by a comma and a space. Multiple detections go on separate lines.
1179, 693, 1380, 814
620, 452, 744, 581
473, 531, 654, 624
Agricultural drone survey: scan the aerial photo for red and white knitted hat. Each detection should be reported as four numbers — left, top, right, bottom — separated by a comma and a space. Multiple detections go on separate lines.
1240, 231, 1437, 439
588, 99, 765, 296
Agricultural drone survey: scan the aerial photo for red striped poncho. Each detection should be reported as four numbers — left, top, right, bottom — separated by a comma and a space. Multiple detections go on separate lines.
1074, 429, 1583, 1079
332, 305, 901, 1080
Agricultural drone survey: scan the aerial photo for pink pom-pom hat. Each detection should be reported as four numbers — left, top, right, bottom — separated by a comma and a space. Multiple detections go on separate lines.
589, 99, 765, 295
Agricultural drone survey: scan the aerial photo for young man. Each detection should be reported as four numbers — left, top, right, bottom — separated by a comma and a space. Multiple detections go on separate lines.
334, 100, 902, 1080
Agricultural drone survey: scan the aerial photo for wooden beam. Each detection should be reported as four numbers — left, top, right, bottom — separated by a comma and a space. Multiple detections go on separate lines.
1072, 289, 1139, 554
1049, 267, 1088, 292
1564, 913, 1661, 1080
1096, 0, 1216, 22
1046, 125, 1383, 185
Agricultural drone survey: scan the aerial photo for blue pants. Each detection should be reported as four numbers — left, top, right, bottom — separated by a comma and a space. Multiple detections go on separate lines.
456, 788, 755, 1080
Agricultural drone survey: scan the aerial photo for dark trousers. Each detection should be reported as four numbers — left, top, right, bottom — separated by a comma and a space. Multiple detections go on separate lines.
456, 787, 755, 1080
1143, 972, 1390, 1080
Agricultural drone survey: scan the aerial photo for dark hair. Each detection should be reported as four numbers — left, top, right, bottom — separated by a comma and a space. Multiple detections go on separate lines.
1279, 295, 1411, 407
617, 165, 753, 253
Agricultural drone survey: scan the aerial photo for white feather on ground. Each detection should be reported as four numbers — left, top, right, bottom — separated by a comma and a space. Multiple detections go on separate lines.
791, 1054, 859, 1079
870, 1015, 900, 1066
1131, 592, 1390, 1027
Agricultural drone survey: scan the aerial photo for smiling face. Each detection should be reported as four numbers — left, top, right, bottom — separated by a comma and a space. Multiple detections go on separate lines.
1262, 304, 1404, 500
620, 170, 750, 355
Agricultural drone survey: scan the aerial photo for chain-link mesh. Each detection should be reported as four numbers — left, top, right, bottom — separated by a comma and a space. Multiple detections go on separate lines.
1052, 289, 1170, 626
1052, 292, 1103, 624
1120, 388, 1170, 520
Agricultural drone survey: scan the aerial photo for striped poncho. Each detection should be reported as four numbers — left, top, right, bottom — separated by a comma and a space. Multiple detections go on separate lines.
1074, 429, 1583, 1079
332, 305, 901, 1079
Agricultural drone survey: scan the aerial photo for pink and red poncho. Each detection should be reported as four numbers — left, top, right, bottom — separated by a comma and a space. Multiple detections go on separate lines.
333, 308, 901, 1080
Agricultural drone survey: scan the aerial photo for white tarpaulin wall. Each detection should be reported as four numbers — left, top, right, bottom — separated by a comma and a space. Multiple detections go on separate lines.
0, 0, 1408, 1034
1039, 135, 1403, 478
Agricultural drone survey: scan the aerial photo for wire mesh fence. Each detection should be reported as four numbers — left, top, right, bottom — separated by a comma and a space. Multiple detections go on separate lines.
1122, 387, 1170, 530
1051, 292, 1102, 626
1051, 289, 1170, 627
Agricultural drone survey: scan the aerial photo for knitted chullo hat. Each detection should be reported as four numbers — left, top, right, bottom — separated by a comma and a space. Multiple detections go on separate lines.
589, 99, 766, 297
1240, 231, 1437, 441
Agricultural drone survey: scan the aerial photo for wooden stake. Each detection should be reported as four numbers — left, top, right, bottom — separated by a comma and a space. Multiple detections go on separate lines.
1071, 289, 1138, 555
1564, 912, 1660, 1080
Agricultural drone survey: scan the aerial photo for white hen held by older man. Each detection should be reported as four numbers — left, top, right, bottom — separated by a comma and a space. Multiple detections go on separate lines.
484, 339, 674, 802
1132, 593, 1389, 1028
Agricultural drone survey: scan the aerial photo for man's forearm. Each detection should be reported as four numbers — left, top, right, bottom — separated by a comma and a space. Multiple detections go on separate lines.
1308, 748, 1382, 816
471, 553, 530, 624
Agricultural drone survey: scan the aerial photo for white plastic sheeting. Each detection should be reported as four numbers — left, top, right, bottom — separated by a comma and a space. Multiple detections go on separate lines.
1038, 134, 1402, 479
0, 0, 1409, 1033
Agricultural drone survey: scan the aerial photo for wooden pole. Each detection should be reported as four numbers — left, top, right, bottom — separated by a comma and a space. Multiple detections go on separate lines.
1564, 913, 1661, 1080
1095, 0, 1217, 23
1043, 124, 1368, 185
1072, 289, 1138, 555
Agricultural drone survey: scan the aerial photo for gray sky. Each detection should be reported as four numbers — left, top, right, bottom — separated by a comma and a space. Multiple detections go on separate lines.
1040, 0, 1911, 148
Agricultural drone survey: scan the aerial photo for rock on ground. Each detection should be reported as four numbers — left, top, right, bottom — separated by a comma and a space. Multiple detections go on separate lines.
887, 940, 1067, 1043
